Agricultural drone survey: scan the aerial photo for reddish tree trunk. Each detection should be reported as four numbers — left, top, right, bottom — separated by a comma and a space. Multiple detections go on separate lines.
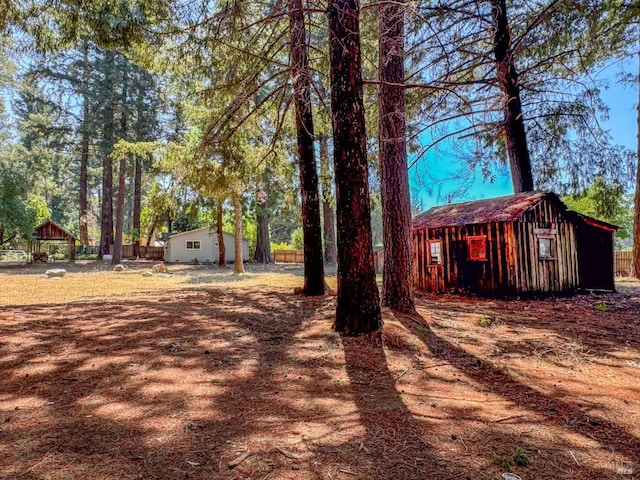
233, 193, 245, 274
217, 200, 226, 266
99, 51, 115, 259
319, 134, 336, 264
290, 0, 325, 295
132, 157, 142, 257
79, 41, 90, 247
112, 158, 126, 264
634, 47, 640, 278
99, 163, 113, 258
379, 0, 415, 313
491, 0, 534, 193
328, 0, 382, 334
112, 70, 128, 265
79, 120, 90, 247
99, 152, 114, 259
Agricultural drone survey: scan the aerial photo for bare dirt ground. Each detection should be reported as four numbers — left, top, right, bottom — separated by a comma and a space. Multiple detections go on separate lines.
1, 264, 639, 480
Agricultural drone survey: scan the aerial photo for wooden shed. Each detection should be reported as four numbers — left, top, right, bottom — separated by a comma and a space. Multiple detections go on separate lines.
412, 192, 617, 296
32, 220, 77, 262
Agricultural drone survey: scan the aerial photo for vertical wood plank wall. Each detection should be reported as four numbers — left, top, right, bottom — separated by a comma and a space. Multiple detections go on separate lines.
517, 200, 579, 293
413, 222, 516, 295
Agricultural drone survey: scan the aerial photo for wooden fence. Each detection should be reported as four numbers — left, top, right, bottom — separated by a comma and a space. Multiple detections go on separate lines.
122, 245, 164, 260
374, 249, 384, 274
273, 248, 384, 271
12, 243, 164, 260
273, 249, 304, 263
615, 251, 634, 276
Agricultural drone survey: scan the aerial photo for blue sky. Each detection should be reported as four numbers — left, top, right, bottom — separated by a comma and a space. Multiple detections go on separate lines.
410, 59, 639, 211
598, 58, 638, 149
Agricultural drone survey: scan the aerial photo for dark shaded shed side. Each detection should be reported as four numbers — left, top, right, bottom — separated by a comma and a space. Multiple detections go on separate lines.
572, 215, 617, 291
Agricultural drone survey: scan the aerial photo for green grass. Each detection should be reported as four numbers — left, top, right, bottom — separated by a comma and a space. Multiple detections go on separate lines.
492, 447, 532, 471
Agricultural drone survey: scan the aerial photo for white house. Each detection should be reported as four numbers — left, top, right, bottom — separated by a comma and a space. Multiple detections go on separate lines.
164, 227, 249, 263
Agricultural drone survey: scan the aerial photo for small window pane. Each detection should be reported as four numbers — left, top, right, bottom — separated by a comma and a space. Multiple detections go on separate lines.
539, 237, 553, 258
186, 241, 193, 249
193, 241, 201, 249
429, 241, 442, 264
468, 236, 487, 261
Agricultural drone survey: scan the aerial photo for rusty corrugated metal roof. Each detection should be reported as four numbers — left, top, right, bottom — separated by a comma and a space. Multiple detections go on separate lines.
412, 191, 554, 229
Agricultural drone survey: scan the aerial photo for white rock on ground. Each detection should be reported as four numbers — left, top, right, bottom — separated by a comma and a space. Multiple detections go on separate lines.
45, 269, 66, 278
113, 264, 126, 272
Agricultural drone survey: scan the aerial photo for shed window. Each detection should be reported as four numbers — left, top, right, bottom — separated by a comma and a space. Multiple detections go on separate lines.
186, 240, 201, 250
538, 237, 554, 259
429, 241, 442, 265
467, 236, 487, 261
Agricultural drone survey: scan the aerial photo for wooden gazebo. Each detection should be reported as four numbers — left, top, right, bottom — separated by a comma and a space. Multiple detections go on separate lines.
32, 220, 77, 262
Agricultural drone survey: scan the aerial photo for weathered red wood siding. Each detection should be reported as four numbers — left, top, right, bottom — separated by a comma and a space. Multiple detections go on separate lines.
413, 221, 517, 295
413, 197, 580, 296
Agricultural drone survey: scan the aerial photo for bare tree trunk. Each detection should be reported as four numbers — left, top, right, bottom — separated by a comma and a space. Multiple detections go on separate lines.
112, 157, 126, 265
491, 0, 534, 193
99, 155, 113, 258
79, 130, 90, 246
216, 200, 226, 266
233, 193, 245, 274
290, 0, 325, 295
253, 180, 273, 263
79, 40, 90, 247
379, 0, 415, 313
99, 51, 115, 259
634, 45, 640, 278
328, 0, 382, 335
132, 157, 142, 257
146, 219, 156, 247
319, 134, 336, 264
112, 68, 128, 265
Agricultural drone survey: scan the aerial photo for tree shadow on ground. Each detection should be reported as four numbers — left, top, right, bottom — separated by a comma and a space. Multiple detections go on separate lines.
2, 284, 638, 479
396, 310, 640, 479
1, 287, 469, 480
416, 291, 640, 358
339, 333, 480, 480
1, 288, 325, 479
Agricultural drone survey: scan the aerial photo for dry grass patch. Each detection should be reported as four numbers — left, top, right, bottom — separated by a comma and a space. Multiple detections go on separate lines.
0, 262, 324, 306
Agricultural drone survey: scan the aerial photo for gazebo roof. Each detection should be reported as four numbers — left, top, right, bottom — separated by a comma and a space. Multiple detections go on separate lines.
33, 220, 77, 242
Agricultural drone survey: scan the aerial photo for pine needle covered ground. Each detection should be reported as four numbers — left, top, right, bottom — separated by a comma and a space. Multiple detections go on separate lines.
1, 263, 639, 479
